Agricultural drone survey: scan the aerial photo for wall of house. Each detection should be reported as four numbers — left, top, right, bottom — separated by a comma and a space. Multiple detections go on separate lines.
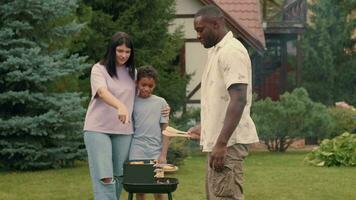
169, 18, 197, 39
175, 0, 202, 15
169, 0, 208, 106
185, 42, 206, 101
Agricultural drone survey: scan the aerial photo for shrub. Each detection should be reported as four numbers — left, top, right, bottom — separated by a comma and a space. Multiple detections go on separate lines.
328, 107, 356, 138
166, 108, 201, 165
252, 88, 333, 152
304, 132, 356, 167
167, 137, 189, 166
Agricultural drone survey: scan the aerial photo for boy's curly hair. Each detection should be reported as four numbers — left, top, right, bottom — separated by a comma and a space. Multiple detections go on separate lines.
137, 65, 158, 82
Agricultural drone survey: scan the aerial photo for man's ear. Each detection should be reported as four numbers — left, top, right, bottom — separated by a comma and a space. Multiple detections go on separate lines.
212, 19, 219, 29
214, 17, 224, 29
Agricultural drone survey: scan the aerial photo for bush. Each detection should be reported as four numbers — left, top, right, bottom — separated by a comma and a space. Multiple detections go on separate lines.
304, 132, 356, 167
167, 137, 189, 166
166, 108, 201, 165
252, 88, 333, 152
171, 107, 201, 131
328, 107, 356, 138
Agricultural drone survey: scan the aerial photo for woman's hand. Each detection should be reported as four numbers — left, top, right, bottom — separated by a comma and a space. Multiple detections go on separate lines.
117, 104, 130, 124
161, 105, 170, 117
97, 87, 131, 124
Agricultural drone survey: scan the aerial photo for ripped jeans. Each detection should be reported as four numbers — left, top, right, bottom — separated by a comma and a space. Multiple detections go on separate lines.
84, 131, 132, 200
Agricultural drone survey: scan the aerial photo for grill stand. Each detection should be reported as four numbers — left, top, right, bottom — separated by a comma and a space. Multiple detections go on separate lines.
127, 192, 173, 200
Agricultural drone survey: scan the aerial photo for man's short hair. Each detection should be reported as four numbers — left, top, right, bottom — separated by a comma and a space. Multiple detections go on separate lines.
195, 5, 224, 19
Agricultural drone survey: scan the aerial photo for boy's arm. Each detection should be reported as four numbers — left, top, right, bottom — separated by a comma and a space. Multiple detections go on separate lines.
158, 123, 170, 164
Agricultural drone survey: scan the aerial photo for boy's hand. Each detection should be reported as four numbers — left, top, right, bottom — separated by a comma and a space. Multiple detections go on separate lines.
157, 154, 167, 164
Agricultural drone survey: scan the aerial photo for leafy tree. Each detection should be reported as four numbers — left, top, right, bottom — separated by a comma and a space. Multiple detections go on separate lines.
74, 0, 187, 111
252, 88, 333, 152
0, 0, 88, 170
302, 0, 356, 105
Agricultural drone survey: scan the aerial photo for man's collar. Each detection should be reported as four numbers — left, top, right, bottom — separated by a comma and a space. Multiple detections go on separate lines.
215, 31, 233, 49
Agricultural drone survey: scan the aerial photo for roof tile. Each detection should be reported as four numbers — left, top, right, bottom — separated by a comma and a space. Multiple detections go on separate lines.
213, 0, 265, 49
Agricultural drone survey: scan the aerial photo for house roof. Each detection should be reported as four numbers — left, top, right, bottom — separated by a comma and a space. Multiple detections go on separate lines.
200, 0, 266, 54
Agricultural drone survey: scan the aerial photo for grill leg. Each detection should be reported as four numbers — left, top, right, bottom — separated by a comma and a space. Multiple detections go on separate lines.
167, 193, 172, 200
128, 192, 133, 200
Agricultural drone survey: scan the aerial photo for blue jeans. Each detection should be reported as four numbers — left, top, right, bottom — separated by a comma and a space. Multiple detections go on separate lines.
84, 131, 132, 200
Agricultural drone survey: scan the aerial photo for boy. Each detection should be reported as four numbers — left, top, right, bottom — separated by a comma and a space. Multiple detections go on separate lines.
129, 66, 170, 200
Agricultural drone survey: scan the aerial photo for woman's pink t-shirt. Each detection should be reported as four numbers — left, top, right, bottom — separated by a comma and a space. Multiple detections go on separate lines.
83, 63, 136, 134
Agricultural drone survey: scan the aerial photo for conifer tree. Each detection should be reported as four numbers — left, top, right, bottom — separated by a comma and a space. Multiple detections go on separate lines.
0, 0, 88, 170
302, 0, 356, 105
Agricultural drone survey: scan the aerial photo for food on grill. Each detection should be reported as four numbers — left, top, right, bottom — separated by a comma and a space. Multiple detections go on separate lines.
154, 163, 178, 172
129, 161, 145, 165
163, 165, 177, 171
154, 168, 165, 178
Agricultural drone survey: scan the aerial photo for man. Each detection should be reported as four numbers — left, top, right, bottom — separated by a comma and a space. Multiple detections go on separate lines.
187, 5, 259, 200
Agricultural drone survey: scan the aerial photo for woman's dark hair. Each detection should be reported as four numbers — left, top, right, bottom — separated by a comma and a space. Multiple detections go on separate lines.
100, 32, 135, 79
137, 65, 158, 82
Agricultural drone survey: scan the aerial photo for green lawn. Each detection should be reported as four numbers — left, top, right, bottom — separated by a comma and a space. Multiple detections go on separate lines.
0, 152, 355, 200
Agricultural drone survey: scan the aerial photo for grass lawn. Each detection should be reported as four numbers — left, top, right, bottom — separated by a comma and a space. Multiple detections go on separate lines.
0, 151, 355, 200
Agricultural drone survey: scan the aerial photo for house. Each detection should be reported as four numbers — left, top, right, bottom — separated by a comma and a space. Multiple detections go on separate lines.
170, 0, 307, 106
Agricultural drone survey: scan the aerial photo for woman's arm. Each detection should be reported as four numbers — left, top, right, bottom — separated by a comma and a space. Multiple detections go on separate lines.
97, 87, 130, 124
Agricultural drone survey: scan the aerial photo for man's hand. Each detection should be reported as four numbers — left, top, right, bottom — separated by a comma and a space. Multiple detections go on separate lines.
187, 125, 201, 140
209, 143, 227, 172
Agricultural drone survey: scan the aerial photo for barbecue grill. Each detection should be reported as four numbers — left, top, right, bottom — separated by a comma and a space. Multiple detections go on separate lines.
123, 160, 179, 200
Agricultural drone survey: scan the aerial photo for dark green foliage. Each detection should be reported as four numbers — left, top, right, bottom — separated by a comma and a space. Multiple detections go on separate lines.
305, 132, 356, 167
0, 0, 88, 170
74, 0, 187, 112
170, 107, 201, 131
301, 0, 356, 105
168, 108, 201, 163
167, 137, 189, 166
252, 88, 333, 152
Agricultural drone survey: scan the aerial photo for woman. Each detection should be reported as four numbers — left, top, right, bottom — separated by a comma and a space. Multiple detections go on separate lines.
83, 32, 169, 200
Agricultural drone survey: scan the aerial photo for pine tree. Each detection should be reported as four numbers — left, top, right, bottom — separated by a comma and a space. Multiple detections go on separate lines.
0, 0, 88, 170
302, 0, 356, 105
75, 0, 187, 111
